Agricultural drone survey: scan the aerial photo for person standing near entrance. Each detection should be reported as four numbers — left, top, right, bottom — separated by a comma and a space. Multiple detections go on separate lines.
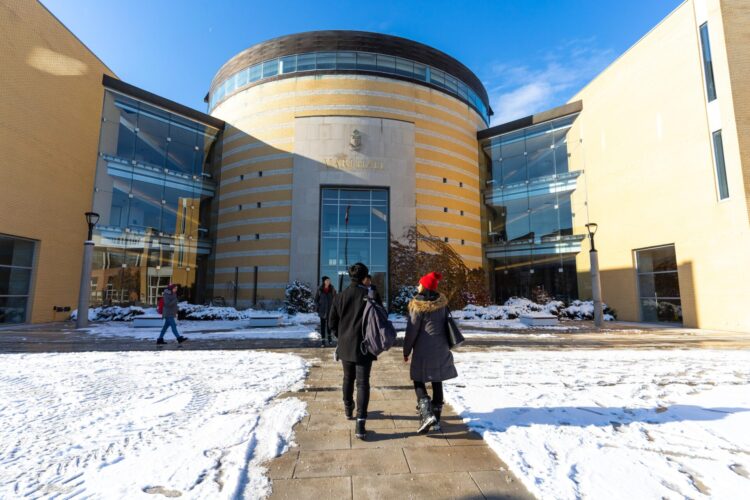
362, 274, 383, 306
314, 276, 336, 347
157, 284, 187, 345
403, 271, 457, 434
328, 262, 377, 440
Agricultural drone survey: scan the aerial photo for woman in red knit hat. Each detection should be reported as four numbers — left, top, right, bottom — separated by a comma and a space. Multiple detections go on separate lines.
403, 271, 457, 434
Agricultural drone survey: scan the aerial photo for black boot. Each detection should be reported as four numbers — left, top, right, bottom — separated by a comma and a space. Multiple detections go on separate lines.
156, 338, 166, 345
433, 404, 443, 432
177, 336, 188, 344
417, 397, 437, 434
355, 418, 367, 439
344, 402, 355, 420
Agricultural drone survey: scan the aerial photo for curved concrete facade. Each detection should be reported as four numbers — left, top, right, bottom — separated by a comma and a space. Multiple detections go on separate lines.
209, 35, 487, 305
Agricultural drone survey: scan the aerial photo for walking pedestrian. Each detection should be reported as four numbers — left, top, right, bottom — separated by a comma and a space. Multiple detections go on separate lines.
157, 284, 187, 345
314, 276, 337, 347
328, 262, 377, 439
403, 271, 457, 434
362, 274, 383, 305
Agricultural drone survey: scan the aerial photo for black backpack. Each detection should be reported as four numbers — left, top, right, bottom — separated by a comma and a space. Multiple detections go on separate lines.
360, 296, 397, 356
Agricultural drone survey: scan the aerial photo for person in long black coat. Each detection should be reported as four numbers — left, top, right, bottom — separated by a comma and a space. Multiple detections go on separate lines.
403, 271, 457, 434
314, 276, 336, 347
328, 262, 377, 439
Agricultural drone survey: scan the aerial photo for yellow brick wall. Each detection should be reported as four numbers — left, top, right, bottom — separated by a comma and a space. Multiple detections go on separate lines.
0, 0, 114, 323
720, 0, 750, 223
570, 0, 750, 331
210, 75, 485, 302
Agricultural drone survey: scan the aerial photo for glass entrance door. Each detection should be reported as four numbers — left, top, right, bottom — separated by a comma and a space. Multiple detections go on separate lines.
320, 188, 388, 300
635, 245, 682, 323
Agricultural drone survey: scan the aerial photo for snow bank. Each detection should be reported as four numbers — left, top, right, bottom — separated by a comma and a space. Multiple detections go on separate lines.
446, 350, 750, 500
0, 350, 309, 499
450, 298, 614, 322
72, 303, 321, 325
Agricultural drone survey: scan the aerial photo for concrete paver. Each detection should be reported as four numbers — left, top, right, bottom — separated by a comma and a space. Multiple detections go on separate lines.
270, 477, 352, 499
267, 349, 534, 499
403, 445, 504, 474
352, 472, 484, 499
293, 448, 411, 478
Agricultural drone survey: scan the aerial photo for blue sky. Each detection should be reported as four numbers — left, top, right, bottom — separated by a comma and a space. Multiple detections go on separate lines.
42, 0, 682, 125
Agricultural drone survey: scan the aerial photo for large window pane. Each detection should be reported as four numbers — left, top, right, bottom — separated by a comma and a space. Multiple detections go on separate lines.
713, 130, 729, 200
316, 52, 336, 70
0, 237, 34, 267
636, 245, 682, 323
297, 53, 316, 71
0, 297, 27, 324
262, 59, 279, 78
337, 52, 357, 70
280, 55, 297, 74
376, 54, 396, 72
319, 188, 389, 301
501, 155, 527, 186
699, 23, 717, 102
356, 52, 377, 71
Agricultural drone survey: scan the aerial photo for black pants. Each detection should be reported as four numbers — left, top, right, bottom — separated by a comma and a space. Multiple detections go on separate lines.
342, 359, 373, 419
320, 318, 331, 343
414, 381, 444, 406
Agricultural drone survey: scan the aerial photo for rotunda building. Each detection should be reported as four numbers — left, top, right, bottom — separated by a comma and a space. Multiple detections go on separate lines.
207, 30, 491, 305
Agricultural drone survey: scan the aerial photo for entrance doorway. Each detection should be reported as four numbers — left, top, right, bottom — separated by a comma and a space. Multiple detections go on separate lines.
319, 188, 388, 301
635, 244, 682, 323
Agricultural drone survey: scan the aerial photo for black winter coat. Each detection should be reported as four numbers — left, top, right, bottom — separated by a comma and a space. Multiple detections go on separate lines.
328, 280, 377, 363
314, 286, 336, 319
403, 292, 457, 382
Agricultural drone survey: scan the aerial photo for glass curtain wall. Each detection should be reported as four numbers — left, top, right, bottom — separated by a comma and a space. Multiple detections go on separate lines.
483, 115, 581, 303
0, 235, 35, 323
320, 188, 389, 300
90, 90, 221, 306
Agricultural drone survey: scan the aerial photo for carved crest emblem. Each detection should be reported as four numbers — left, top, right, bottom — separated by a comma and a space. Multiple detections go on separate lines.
349, 129, 362, 151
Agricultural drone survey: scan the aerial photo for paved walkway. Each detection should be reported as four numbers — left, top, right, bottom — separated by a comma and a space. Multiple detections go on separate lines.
269, 348, 534, 500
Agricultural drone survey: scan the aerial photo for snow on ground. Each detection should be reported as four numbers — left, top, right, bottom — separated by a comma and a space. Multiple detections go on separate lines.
0, 351, 308, 499
446, 350, 750, 500
83, 321, 320, 341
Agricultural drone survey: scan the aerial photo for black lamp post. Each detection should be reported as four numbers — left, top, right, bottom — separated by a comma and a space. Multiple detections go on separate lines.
76, 212, 100, 328
85, 212, 100, 241
585, 222, 603, 328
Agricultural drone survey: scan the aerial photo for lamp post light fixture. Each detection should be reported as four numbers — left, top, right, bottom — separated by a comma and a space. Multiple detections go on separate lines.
76, 212, 100, 328
585, 222, 604, 328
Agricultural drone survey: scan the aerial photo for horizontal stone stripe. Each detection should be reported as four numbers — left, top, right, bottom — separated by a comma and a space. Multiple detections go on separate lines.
218, 200, 292, 215
223, 137, 293, 159
221, 152, 292, 171
229, 85, 479, 130
214, 266, 290, 273
236, 74, 485, 124
417, 218, 482, 235
221, 123, 294, 146
220, 168, 293, 188
415, 188, 478, 205
415, 173, 480, 194
220, 184, 293, 201
415, 127, 477, 155
219, 101, 476, 143
416, 204, 481, 221
217, 216, 292, 230
215, 249, 290, 259
415, 159, 479, 182
216, 233, 291, 243
415, 142, 477, 168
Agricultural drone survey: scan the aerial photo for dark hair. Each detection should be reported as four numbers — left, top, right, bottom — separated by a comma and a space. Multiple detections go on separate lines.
321, 276, 330, 284
365, 274, 372, 280
348, 262, 369, 281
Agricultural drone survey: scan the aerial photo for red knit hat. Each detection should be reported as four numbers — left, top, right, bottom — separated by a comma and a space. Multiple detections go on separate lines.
419, 272, 443, 291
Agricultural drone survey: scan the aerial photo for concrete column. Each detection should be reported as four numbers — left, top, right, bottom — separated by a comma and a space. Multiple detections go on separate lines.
75, 241, 94, 329
589, 250, 603, 328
